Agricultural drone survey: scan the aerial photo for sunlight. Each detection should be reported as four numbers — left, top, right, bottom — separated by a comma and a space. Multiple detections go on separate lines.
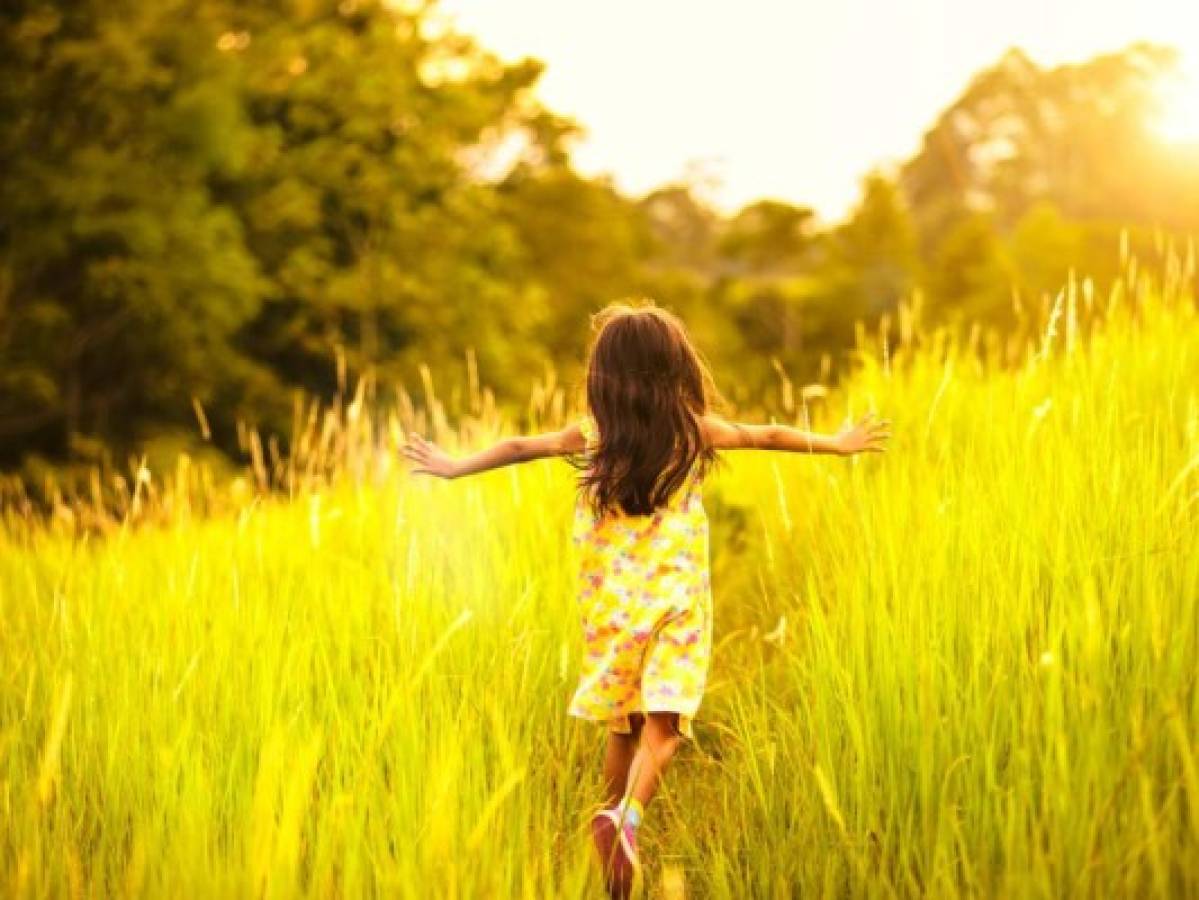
1154, 60, 1199, 145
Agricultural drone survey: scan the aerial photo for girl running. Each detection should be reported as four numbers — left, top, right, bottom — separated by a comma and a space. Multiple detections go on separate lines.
402, 302, 890, 898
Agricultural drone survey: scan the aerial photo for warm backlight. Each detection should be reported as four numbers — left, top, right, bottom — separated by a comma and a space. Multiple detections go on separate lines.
1155, 64, 1199, 145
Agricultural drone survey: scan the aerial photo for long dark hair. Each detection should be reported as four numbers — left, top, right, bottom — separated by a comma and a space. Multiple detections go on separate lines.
577, 301, 723, 517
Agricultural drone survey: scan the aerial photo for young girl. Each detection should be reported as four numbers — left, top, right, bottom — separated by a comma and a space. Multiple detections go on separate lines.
402, 302, 889, 898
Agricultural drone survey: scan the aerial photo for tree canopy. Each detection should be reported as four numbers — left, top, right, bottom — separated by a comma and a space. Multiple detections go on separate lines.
1, 2, 1196, 474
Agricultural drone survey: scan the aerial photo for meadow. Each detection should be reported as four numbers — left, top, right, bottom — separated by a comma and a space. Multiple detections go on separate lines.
2, 257, 1198, 898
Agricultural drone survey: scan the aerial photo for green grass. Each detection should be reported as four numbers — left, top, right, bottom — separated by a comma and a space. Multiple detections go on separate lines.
2, 270, 1198, 898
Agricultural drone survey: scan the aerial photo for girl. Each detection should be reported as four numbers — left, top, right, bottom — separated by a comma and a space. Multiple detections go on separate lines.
402, 302, 889, 898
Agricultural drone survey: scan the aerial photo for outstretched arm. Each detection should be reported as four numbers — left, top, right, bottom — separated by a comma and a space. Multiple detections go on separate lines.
702, 412, 890, 456
402, 423, 585, 479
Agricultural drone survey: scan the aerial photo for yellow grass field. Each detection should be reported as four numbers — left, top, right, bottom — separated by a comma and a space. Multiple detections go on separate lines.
2, 261, 1198, 897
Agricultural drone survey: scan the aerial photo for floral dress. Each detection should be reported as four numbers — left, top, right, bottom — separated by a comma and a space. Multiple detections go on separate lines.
568, 414, 713, 740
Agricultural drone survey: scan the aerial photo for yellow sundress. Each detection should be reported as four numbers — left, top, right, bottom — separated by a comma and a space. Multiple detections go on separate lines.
568, 414, 713, 740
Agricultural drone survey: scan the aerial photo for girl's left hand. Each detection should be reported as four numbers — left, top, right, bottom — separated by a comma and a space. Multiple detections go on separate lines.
835, 413, 891, 456
401, 433, 459, 478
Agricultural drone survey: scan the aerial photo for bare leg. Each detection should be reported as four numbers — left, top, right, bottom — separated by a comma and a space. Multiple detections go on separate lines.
626, 712, 683, 809
601, 713, 645, 807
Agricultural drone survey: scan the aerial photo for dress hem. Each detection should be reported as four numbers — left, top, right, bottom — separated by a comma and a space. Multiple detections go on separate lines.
568, 707, 697, 740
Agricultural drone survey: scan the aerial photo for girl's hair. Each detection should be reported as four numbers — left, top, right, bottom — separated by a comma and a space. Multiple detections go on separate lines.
578, 300, 724, 517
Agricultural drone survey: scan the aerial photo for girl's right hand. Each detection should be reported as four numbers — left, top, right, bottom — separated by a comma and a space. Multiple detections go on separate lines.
401, 433, 459, 478
834, 413, 891, 456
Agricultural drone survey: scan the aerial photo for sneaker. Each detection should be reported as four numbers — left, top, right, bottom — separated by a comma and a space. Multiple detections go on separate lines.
591, 808, 642, 899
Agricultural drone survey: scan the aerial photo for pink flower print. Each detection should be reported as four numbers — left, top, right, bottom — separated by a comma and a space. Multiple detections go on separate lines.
588, 573, 603, 590
684, 631, 700, 647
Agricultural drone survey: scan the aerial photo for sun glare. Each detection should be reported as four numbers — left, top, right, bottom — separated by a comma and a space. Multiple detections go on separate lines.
1154, 62, 1199, 146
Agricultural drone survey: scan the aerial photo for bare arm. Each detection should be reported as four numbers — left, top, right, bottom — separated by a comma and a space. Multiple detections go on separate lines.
401, 423, 585, 479
702, 412, 890, 456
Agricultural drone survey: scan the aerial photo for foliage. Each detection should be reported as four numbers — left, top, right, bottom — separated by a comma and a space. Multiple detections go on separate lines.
0, 0, 612, 467
2, 5, 1197, 474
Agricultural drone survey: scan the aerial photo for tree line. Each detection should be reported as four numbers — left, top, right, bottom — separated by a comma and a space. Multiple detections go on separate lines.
2, 0, 1196, 475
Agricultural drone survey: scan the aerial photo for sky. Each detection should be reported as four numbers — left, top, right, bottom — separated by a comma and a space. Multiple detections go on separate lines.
436, 0, 1199, 224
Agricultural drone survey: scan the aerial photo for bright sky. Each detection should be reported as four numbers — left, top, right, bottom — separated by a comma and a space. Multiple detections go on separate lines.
437, 0, 1198, 223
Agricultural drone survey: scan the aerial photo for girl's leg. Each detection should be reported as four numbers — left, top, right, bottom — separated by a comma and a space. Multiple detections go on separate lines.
626, 712, 682, 809
601, 713, 645, 807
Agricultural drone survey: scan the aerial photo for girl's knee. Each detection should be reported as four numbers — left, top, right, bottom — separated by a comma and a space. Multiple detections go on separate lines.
645, 712, 682, 749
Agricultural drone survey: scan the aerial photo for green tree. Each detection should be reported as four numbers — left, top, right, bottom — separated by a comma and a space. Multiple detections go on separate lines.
719, 199, 815, 275
497, 163, 652, 375
0, 0, 266, 465
1006, 202, 1087, 305
927, 214, 1013, 325
0, 0, 576, 467
821, 174, 920, 320
222, 0, 555, 411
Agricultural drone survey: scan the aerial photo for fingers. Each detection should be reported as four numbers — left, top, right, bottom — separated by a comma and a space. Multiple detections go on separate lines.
402, 433, 433, 453
401, 433, 434, 469
862, 415, 891, 435
856, 413, 892, 453
855, 412, 891, 430
851, 413, 892, 446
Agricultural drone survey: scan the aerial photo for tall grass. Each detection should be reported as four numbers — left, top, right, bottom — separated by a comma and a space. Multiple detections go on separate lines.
1, 254, 1197, 897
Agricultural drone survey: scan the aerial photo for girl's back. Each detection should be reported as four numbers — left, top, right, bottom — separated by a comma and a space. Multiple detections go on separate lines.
569, 411, 713, 741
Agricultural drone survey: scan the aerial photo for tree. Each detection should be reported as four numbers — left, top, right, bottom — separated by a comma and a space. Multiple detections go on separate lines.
638, 185, 721, 274
0, 0, 571, 466
901, 43, 1199, 253
498, 164, 652, 373
719, 200, 815, 275
223, 0, 555, 411
1006, 201, 1087, 306
926, 214, 1013, 325
0, 0, 267, 464
822, 174, 920, 321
